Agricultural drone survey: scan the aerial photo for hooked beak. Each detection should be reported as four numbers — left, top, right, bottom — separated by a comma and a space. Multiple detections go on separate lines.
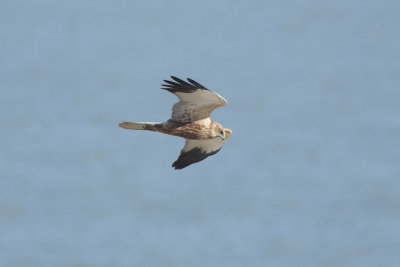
224, 128, 232, 138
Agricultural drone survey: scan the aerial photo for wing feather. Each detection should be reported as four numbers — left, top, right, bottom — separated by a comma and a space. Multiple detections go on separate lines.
161, 76, 227, 122
172, 138, 226, 169
186, 78, 207, 89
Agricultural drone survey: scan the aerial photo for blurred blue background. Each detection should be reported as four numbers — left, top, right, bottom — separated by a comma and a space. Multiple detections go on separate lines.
1, 0, 399, 266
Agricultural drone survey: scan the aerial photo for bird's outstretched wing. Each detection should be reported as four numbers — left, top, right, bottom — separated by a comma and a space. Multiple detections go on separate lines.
172, 138, 227, 169
161, 76, 227, 123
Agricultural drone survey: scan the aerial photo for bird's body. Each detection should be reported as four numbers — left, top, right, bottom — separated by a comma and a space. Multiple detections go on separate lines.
120, 118, 226, 140
119, 76, 232, 169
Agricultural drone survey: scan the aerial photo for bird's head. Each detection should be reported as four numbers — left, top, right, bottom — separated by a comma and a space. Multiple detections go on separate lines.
214, 123, 232, 141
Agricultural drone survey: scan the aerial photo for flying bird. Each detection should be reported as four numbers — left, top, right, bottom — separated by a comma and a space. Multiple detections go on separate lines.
119, 76, 232, 169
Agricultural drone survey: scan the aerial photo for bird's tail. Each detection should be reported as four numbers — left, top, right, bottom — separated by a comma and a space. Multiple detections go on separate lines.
119, 121, 158, 130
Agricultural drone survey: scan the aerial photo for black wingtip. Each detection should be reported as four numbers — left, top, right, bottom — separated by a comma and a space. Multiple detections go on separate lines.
187, 78, 206, 89
172, 158, 187, 170
171, 147, 221, 170
171, 76, 193, 87
172, 163, 184, 170
161, 76, 209, 93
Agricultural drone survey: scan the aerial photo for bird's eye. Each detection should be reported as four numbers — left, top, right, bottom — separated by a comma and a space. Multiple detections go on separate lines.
219, 129, 224, 135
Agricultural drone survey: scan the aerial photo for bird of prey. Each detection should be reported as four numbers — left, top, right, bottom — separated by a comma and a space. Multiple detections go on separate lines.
119, 76, 232, 170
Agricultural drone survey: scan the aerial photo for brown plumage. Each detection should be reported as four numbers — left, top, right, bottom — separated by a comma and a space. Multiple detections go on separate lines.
119, 76, 232, 169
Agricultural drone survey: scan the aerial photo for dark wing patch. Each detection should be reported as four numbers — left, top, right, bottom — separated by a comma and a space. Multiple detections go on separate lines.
172, 147, 221, 170
162, 76, 208, 93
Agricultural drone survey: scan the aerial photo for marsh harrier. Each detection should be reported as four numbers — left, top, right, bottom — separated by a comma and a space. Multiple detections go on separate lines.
119, 76, 232, 169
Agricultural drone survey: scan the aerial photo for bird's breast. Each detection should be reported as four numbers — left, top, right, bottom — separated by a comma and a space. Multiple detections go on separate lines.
160, 119, 213, 140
